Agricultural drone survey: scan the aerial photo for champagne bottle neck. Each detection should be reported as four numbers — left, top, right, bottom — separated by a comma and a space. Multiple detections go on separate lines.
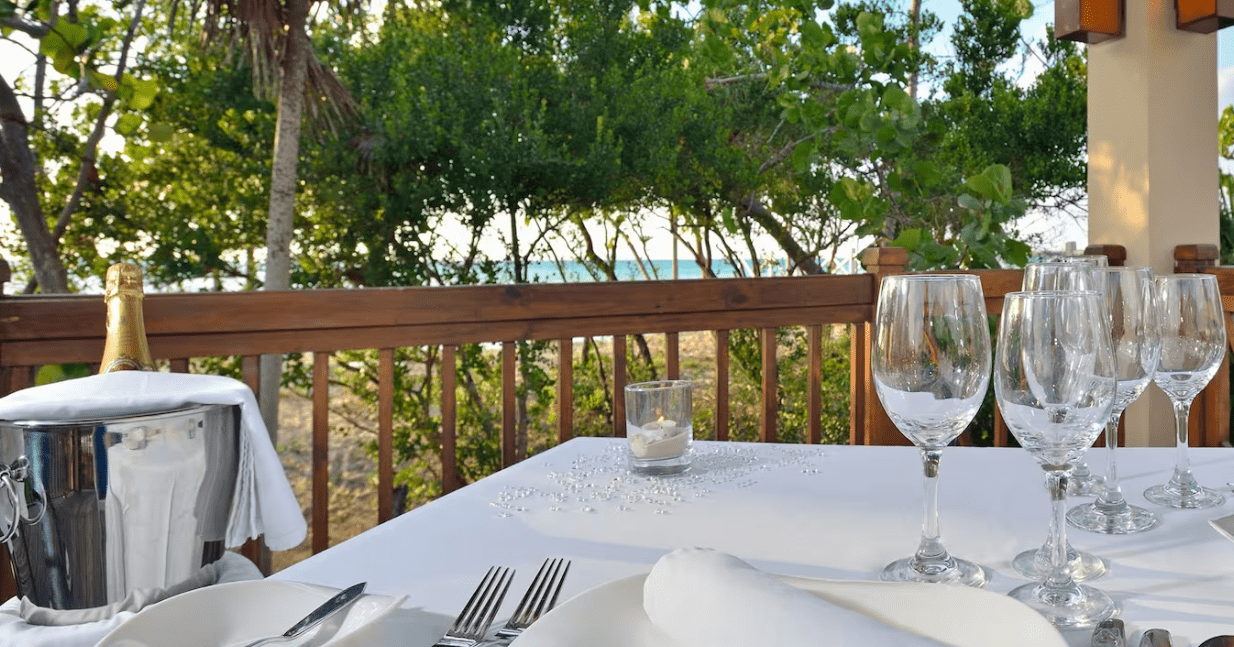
99, 264, 154, 373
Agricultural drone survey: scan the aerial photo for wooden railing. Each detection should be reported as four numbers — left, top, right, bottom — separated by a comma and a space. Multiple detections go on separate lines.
0, 243, 1230, 581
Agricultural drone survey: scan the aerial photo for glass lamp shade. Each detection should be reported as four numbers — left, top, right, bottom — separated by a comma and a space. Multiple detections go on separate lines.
1056, 0, 1125, 43
1176, 0, 1234, 33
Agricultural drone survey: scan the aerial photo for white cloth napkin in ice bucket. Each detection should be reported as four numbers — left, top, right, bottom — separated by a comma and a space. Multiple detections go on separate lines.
0, 371, 306, 550
643, 548, 952, 647
0, 551, 261, 647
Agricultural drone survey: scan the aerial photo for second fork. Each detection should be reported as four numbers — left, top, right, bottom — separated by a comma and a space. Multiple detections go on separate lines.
493, 558, 571, 642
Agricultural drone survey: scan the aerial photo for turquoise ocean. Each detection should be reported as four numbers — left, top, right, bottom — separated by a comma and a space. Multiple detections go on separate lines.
503, 259, 788, 284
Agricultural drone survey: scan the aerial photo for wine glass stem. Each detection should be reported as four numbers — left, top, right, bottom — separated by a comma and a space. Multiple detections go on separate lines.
1097, 411, 1126, 507
913, 448, 949, 567
1045, 468, 1077, 591
1169, 398, 1202, 494
1174, 398, 1193, 474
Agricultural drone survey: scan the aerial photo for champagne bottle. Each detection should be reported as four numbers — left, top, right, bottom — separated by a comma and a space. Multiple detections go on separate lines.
99, 262, 155, 373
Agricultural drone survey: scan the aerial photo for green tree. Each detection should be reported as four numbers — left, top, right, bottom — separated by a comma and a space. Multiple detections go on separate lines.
1, 0, 162, 293
46, 43, 276, 287
935, 0, 1087, 216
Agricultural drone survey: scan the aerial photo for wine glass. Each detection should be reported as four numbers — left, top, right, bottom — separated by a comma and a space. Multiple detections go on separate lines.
1013, 260, 1109, 581
1144, 274, 1228, 509
1068, 267, 1162, 533
872, 274, 991, 588
1024, 257, 1108, 496
1023, 261, 1102, 293
995, 290, 1118, 627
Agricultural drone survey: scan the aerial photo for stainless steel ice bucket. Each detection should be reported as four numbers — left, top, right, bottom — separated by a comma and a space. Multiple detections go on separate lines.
0, 403, 240, 609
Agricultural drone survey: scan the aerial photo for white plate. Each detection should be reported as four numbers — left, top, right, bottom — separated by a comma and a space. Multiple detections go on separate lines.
96, 580, 406, 647
512, 573, 1068, 647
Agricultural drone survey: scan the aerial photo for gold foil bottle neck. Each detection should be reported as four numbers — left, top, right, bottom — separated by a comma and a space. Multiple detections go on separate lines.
99, 262, 155, 373
104, 262, 145, 300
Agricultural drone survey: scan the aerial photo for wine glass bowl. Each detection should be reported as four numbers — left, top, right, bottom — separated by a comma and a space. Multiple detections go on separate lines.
872, 274, 991, 588
1144, 274, 1228, 509
1022, 258, 1106, 497
995, 290, 1118, 627
1068, 267, 1162, 534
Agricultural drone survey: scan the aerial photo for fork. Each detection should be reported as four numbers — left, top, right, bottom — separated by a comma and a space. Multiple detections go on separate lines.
491, 558, 571, 642
433, 566, 515, 647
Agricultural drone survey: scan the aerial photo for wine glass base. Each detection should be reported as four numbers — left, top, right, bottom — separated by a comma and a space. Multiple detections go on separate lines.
1144, 484, 1226, 509
1008, 581, 1117, 628
1066, 501, 1159, 535
880, 556, 989, 588
1012, 546, 1108, 582
1067, 473, 1105, 497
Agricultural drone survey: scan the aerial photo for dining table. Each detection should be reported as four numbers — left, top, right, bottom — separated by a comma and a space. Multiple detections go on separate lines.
272, 437, 1234, 647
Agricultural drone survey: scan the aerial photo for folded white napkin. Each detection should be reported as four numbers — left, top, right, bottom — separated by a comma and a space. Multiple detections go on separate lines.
1211, 513, 1234, 543
0, 372, 306, 550
643, 548, 950, 647
0, 552, 261, 647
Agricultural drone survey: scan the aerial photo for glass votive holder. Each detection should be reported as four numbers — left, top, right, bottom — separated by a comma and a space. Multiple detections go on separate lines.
624, 380, 693, 475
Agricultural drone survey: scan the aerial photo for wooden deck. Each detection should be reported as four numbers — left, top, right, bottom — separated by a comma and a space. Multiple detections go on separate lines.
0, 244, 1230, 594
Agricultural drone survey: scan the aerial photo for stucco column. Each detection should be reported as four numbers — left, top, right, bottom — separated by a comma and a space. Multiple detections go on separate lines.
1086, 0, 1220, 446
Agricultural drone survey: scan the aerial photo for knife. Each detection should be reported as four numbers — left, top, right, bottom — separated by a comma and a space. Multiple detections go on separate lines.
1141, 628, 1173, 647
1092, 618, 1125, 647
239, 581, 367, 647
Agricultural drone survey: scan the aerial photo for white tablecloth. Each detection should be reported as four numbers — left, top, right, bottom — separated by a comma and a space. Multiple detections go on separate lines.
274, 439, 1234, 647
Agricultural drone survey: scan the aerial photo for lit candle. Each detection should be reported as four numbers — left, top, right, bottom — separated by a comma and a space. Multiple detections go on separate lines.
642, 416, 678, 433
629, 416, 687, 459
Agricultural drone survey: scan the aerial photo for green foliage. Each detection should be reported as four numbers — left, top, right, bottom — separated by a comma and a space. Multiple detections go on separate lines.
29, 3, 163, 138
891, 164, 1029, 270
934, 0, 1087, 210
893, 164, 1026, 270
724, 327, 850, 444
35, 363, 92, 385
47, 46, 275, 288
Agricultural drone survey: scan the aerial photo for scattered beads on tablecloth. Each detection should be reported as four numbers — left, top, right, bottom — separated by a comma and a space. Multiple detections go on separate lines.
490, 442, 825, 517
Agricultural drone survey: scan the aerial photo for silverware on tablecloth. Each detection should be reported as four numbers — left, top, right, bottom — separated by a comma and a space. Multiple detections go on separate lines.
490, 558, 571, 643
239, 581, 366, 647
1140, 628, 1173, 647
1092, 618, 1125, 647
434, 566, 515, 647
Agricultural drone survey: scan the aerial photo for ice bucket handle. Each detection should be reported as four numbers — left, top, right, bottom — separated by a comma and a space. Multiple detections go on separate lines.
0, 456, 46, 542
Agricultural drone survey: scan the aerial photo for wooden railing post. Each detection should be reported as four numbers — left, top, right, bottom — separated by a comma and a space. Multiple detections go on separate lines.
312, 351, 331, 554
442, 346, 460, 493
613, 335, 627, 438
854, 247, 909, 446
1084, 244, 1127, 267
557, 339, 573, 444
239, 355, 270, 573
377, 348, 395, 523
760, 327, 778, 443
1175, 244, 1219, 274
1178, 245, 1229, 447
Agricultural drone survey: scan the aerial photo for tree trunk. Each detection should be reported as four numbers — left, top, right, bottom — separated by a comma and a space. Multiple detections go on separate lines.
258, 0, 311, 525
265, 0, 308, 293
0, 75, 68, 294
733, 193, 826, 275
